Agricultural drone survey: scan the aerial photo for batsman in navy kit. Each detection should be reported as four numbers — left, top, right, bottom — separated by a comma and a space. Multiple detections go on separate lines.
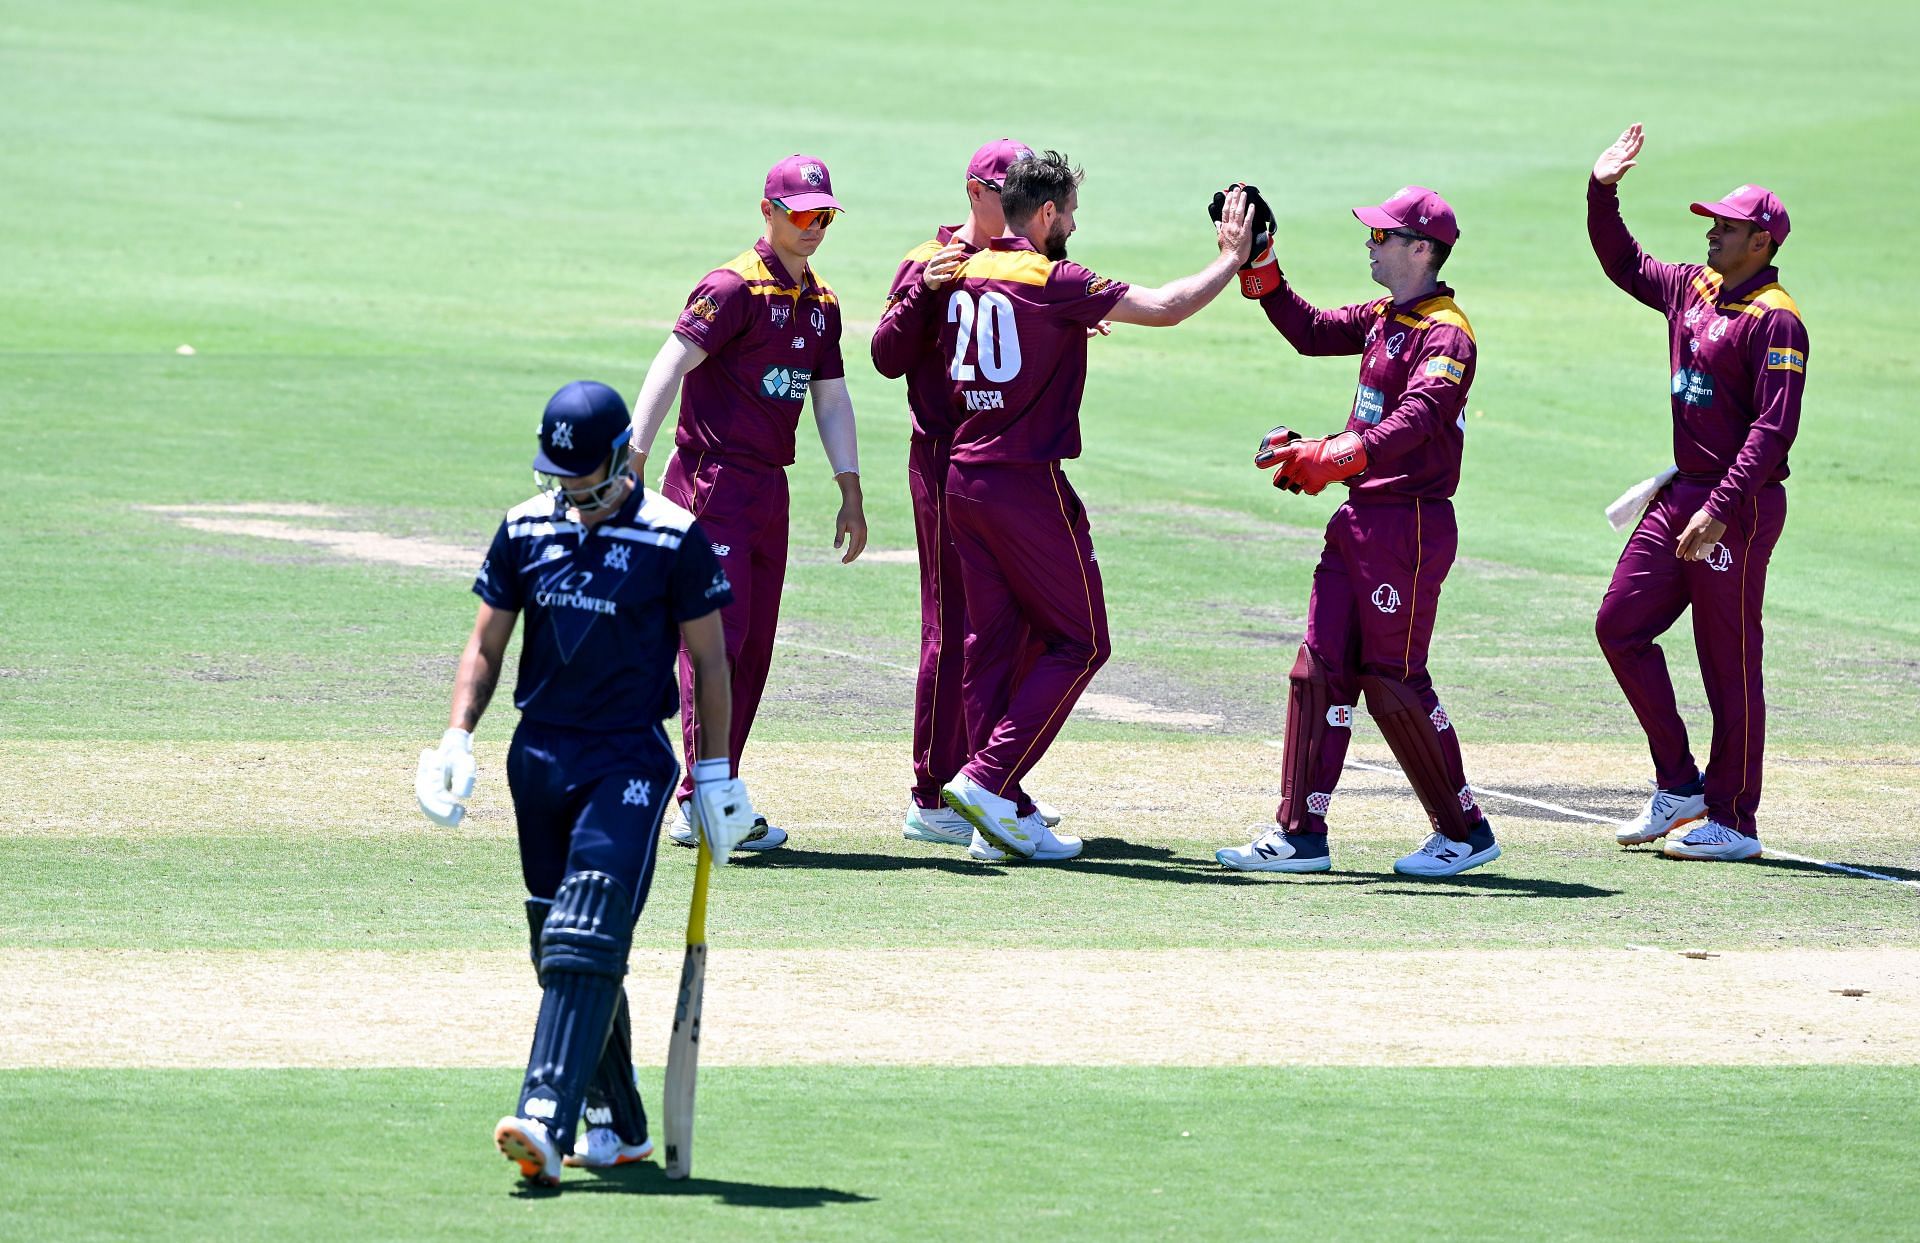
414, 380, 757, 1188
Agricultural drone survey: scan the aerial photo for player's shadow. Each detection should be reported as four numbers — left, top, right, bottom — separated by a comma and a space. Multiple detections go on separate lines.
1356, 873, 1620, 899
513, 1162, 875, 1206
744, 847, 1009, 876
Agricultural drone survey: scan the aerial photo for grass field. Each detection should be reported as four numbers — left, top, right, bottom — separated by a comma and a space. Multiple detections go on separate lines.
3, 1, 1917, 1238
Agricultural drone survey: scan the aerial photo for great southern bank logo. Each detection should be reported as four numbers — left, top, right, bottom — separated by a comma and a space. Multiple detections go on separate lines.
1671, 368, 1715, 407
1353, 384, 1387, 425
761, 365, 812, 400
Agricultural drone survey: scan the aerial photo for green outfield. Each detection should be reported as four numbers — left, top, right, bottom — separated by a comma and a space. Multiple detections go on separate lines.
3, 0, 1918, 1238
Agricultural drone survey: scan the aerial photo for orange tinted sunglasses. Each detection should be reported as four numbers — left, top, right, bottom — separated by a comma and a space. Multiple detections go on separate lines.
784, 207, 838, 230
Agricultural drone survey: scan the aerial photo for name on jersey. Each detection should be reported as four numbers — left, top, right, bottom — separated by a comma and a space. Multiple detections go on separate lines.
1765, 348, 1806, 373
1671, 368, 1716, 407
761, 365, 812, 400
1424, 356, 1466, 383
963, 389, 1005, 412
1353, 384, 1387, 425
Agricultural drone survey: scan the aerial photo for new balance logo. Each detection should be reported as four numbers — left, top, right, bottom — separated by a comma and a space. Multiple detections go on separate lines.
1255, 842, 1279, 860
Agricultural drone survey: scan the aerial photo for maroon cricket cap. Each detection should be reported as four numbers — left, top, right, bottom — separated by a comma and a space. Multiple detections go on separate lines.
967, 138, 1034, 190
1690, 184, 1789, 244
764, 154, 842, 212
1352, 185, 1460, 246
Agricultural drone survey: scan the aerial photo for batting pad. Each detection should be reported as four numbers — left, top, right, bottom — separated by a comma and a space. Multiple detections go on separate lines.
516, 871, 634, 1154
1360, 674, 1477, 841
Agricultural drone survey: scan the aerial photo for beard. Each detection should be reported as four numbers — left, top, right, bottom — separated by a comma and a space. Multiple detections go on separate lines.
1043, 218, 1070, 261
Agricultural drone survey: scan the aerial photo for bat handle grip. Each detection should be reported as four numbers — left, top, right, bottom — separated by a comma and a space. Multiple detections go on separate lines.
686, 837, 712, 946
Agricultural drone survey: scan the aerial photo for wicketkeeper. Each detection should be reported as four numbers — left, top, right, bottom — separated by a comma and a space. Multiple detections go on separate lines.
1215, 186, 1501, 878
415, 380, 757, 1187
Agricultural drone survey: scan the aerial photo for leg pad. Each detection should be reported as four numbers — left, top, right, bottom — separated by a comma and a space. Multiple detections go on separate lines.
1361, 674, 1477, 841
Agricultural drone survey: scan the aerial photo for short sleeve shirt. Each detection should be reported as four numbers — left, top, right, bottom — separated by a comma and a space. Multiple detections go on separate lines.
474, 483, 733, 731
671, 238, 845, 469
933, 237, 1129, 464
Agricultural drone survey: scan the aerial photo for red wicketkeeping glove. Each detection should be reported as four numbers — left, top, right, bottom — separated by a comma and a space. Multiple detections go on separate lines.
1253, 424, 1300, 468
1270, 431, 1368, 496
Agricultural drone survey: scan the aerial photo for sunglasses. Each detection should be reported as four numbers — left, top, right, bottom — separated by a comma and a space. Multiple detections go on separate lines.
967, 173, 1003, 193
1368, 226, 1430, 246
773, 201, 838, 230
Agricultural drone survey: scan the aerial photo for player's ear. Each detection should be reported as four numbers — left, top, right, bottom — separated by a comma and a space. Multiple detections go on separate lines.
760, 198, 774, 226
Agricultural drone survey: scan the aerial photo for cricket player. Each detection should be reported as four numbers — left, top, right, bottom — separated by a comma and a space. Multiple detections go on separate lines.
1215, 185, 1501, 878
627, 154, 869, 853
871, 137, 1067, 846
414, 381, 755, 1187
876, 152, 1256, 861
1588, 124, 1807, 861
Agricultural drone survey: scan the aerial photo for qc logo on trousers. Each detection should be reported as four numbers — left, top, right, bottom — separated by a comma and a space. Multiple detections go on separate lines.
1372, 583, 1401, 614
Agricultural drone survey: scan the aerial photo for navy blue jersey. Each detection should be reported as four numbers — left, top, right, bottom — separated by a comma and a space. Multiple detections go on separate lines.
474, 481, 732, 731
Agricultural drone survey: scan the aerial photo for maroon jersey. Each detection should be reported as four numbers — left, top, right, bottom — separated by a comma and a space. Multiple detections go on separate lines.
670, 238, 845, 469
1588, 178, 1808, 523
870, 225, 977, 441
891, 237, 1128, 464
1260, 280, 1476, 500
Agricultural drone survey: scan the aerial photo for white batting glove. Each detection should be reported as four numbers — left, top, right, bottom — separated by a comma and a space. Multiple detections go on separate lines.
415, 727, 477, 827
687, 757, 755, 865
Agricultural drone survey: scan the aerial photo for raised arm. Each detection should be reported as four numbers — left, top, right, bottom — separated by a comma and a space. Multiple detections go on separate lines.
1587, 124, 1691, 311
1259, 284, 1375, 357
871, 252, 938, 378
1105, 187, 1253, 327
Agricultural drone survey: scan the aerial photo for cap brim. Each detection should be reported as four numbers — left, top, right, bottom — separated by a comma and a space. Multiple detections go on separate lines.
532, 448, 589, 477
1352, 205, 1403, 230
775, 192, 843, 212
1689, 200, 1746, 221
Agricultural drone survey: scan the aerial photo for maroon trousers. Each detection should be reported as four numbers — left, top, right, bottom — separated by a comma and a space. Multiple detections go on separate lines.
1596, 479, 1786, 835
660, 449, 788, 803
908, 436, 971, 810
1285, 496, 1478, 833
945, 460, 1110, 812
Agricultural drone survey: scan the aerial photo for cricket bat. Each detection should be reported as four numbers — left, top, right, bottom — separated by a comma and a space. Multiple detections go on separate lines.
662, 834, 711, 1179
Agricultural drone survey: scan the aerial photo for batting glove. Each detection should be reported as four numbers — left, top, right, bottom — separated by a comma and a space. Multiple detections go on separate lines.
416, 727, 477, 827
688, 757, 756, 866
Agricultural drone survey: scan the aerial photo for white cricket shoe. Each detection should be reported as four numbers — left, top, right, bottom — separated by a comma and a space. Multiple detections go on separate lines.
966, 814, 1083, 862
669, 810, 785, 852
941, 774, 1034, 858
1034, 800, 1063, 828
1216, 829, 1332, 873
495, 1115, 563, 1186
1662, 820, 1762, 861
1393, 820, 1501, 877
1617, 779, 1708, 845
904, 803, 975, 845
564, 1126, 654, 1169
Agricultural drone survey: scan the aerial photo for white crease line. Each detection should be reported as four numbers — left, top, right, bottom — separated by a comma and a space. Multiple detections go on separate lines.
1266, 742, 1919, 890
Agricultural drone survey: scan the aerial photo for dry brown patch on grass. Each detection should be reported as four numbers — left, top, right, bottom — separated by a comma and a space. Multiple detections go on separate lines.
6, 947, 1915, 1069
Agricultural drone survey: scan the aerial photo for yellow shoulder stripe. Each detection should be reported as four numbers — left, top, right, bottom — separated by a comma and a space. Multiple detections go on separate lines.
958, 249, 1051, 286
719, 249, 770, 282
1411, 296, 1475, 343
1739, 283, 1801, 320
904, 240, 944, 263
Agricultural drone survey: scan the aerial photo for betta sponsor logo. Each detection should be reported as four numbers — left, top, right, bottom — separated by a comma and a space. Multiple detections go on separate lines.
1766, 347, 1806, 373
688, 295, 719, 324
1353, 384, 1387, 425
761, 365, 813, 400
1424, 356, 1466, 383
1671, 368, 1715, 407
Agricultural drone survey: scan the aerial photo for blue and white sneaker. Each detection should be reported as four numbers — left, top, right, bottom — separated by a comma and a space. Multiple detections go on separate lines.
904, 803, 974, 845
1394, 819, 1501, 877
1216, 829, 1332, 873
1617, 774, 1707, 845
1662, 820, 1762, 861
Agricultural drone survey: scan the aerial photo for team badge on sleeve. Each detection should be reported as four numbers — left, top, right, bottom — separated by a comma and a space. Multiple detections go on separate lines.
1086, 274, 1115, 295
688, 296, 719, 323
1424, 356, 1466, 383
1765, 347, 1806, 373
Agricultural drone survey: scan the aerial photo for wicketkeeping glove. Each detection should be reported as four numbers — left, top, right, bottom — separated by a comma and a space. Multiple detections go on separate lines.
688, 757, 757, 866
1270, 430, 1369, 496
416, 727, 477, 827
1210, 183, 1279, 298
